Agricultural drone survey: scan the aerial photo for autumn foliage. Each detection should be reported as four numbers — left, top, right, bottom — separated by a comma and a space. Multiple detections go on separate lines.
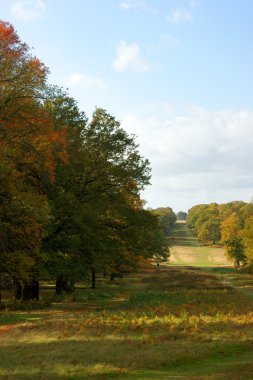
0, 21, 168, 302
187, 201, 253, 267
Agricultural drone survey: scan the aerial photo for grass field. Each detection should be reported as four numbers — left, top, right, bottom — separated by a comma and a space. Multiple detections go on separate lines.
169, 222, 230, 267
1, 225, 253, 379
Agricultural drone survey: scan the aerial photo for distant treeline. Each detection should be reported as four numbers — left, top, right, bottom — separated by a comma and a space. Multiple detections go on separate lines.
176, 211, 187, 221
187, 201, 253, 267
152, 207, 177, 234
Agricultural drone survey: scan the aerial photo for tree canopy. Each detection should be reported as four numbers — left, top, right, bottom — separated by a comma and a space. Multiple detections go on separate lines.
0, 21, 171, 301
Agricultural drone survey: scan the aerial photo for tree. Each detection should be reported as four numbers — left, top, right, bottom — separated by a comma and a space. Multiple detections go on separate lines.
187, 200, 253, 269
242, 216, 253, 267
0, 20, 168, 301
176, 211, 187, 221
221, 213, 246, 266
197, 218, 221, 245
152, 207, 176, 235
224, 237, 245, 267
187, 204, 208, 230
43, 106, 166, 289
0, 21, 67, 301
221, 213, 241, 243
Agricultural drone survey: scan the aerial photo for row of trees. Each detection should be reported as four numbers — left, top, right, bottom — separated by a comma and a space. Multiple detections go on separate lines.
151, 207, 176, 263
187, 201, 253, 267
176, 211, 187, 221
0, 21, 170, 303
152, 207, 177, 235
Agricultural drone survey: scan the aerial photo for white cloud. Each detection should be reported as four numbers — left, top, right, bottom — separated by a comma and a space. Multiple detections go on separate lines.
119, 0, 157, 13
112, 40, 151, 73
11, 0, 46, 21
65, 73, 108, 91
121, 106, 253, 210
167, 8, 193, 24
167, 0, 197, 25
120, 2, 130, 10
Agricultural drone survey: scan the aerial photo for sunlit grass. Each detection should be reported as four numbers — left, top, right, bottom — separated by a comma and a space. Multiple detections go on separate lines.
170, 222, 230, 267
1, 227, 253, 379
1, 270, 253, 379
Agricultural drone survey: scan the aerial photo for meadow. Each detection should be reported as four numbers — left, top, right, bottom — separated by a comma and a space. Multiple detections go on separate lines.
169, 222, 229, 267
1, 224, 253, 379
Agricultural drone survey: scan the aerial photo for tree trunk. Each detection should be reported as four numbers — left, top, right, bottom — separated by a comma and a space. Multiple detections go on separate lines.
91, 269, 96, 289
22, 279, 39, 301
13, 278, 22, 300
56, 275, 67, 295
30, 279, 39, 300
66, 278, 75, 293
56, 276, 75, 294
22, 282, 30, 301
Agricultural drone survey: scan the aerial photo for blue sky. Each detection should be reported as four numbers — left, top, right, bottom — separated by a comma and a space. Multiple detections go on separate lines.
1, 0, 253, 212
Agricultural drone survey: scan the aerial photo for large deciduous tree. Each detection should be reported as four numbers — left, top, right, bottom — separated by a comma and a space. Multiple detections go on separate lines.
43, 103, 167, 289
0, 21, 67, 301
242, 216, 253, 268
197, 218, 221, 245
0, 20, 168, 302
221, 213, 246, 267
152, 207, 176, 235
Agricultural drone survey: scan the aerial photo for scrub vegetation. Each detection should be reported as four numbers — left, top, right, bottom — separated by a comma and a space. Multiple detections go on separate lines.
1, 249, 253, 379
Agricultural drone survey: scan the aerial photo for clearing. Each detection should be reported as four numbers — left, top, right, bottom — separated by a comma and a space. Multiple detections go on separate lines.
169, 222, 230, 267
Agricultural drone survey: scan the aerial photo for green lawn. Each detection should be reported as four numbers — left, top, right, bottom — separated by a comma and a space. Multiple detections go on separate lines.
169, 222, 230, 267
1, 226, 253, 379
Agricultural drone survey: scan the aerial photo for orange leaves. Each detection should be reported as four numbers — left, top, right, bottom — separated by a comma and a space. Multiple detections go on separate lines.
26, 56, 48, 86
47, 129, 68, 146
33, 126, 69, 180
28, 57, 45, 71
0, 19, 69, 184
0, 21, 19, 47
0, 20, 27, 62
0, 20, 72, 283
57, 150, 69, 165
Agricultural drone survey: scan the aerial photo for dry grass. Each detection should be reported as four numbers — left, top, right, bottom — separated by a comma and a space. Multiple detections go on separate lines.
169, 222, 230, 267
1, 227, 253, 379
1, 265, 253, 379
141, 265, 231, 291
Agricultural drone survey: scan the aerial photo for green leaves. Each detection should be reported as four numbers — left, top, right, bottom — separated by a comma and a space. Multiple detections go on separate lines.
0, 21, 168, 295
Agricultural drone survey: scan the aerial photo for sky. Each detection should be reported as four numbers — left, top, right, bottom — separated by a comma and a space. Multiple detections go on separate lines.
1, 0, 253, 212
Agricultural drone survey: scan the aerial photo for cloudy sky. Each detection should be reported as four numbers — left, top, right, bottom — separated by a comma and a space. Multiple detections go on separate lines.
1, 0, 253, 212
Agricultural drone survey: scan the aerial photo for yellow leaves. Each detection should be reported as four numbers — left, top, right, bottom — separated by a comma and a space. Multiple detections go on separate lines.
242, 216, 253, 264
27, 57, 46, 78
221, 212, 241, 243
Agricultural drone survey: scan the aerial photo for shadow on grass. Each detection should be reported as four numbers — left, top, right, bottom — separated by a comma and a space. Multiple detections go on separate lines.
139, 266, 232, 291
201, 267, 238, 275
0, 314, 43, 325
1, 339, 253, 380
